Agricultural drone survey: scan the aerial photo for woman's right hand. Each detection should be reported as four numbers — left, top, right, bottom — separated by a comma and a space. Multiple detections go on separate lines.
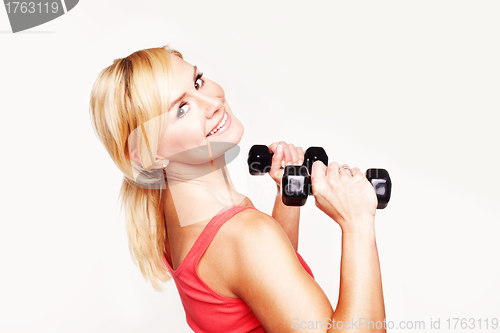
310, 160, 378, 233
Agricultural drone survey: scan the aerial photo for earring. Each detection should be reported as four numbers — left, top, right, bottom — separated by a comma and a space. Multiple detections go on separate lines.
162, 161, 168, 168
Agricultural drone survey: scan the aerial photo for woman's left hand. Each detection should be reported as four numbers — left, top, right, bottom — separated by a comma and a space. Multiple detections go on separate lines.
267, 141, 305, 190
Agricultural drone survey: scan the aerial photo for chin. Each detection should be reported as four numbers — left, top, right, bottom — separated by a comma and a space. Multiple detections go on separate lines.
208, 119, 244, 160
213, 113, 244, 144
233, 121, 244, 145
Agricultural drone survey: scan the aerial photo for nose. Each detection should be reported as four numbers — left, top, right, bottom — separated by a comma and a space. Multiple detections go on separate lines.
197, 92, 223, 119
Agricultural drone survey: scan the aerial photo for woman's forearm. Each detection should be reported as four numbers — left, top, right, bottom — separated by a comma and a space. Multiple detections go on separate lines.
271, 185, 300, 251
329, 225, 386, 332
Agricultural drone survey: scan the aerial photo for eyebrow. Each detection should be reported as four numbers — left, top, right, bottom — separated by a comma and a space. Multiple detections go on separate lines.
169, 65, 198, 112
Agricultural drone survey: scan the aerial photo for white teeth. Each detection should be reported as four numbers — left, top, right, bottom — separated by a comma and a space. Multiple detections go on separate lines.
208, 113, 227, 136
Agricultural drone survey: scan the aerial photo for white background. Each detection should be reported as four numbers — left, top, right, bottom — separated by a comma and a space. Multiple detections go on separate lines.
1, 1, 499, 332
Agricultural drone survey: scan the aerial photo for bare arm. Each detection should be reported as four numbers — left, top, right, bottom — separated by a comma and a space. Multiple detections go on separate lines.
227, 211, 385, 333
225, 159, 386, 332
311, 160, 386, 331
333, 227, 385, 331
267, 141, 305, 251
272, 184, 300, 251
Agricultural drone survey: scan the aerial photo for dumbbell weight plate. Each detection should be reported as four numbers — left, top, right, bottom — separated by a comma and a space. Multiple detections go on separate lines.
303, 147, 329, 171
247, 145, 272, 175
365, 169, 392, 209
282, 165, 311, 206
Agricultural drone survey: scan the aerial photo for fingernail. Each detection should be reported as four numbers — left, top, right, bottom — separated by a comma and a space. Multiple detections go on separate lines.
287, 162, 291, 166
277, 144, 283, 152
298, 160, 302, 165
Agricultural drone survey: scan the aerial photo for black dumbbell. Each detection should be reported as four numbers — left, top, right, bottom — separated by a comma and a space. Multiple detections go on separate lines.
247, 144, 328, 206
247, 144, 328, 175
282, 165, 391, 209
248, 144, 392, 209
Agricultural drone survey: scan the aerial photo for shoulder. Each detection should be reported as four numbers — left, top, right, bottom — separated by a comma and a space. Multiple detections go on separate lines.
224, 207, 298, 265
197, 206, 289, 296
218, 206, 288, 250
217, 207, 303, 285
215, 206, 294, 276
218, 207, 334, 331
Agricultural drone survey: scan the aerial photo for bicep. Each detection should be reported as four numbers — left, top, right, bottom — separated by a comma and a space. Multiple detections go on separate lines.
231, 213, 334, 332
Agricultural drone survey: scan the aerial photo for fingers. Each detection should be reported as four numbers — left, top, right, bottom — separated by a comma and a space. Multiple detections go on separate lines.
351, 167, 363, 178
267, 141, 280, 153
268, 141, 288, 167
311, 159, 328, 187
339, 164, 353, 179
288, 144, 298, 166
281, 143, 292, 166
327, 162, 342, 184
316, 161, 363, 183
269, 144, 284, 174
297, 146, 304, 165
268, 141, 303, 166
327, 162, 341, 177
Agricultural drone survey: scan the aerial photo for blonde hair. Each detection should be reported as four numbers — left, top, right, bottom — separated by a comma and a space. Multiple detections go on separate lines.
89, 45, 183, 290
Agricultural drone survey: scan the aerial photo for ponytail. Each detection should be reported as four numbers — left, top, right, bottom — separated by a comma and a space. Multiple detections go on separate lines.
119, 176, 171, 290
89, 45, 183, 291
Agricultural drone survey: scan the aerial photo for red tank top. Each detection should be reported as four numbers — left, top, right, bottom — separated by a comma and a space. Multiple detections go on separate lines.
163, 205, 315, 333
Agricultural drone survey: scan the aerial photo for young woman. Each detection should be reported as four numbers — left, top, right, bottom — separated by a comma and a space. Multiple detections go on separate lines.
89, 45, 386, 332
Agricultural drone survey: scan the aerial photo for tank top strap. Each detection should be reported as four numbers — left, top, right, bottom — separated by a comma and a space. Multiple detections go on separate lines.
189, 205, 257, 268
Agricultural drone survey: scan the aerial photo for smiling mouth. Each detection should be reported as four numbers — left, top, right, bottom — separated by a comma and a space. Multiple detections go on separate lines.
207, 112, 228, 137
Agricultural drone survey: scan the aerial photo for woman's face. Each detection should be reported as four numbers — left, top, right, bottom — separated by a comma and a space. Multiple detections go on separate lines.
157, 55, 244, 166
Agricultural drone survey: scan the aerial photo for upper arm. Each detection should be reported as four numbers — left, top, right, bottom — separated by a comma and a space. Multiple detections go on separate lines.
225, 209, 334, 332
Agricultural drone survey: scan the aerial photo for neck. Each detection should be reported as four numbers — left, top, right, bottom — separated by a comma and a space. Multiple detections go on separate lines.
162, 154, 242, 228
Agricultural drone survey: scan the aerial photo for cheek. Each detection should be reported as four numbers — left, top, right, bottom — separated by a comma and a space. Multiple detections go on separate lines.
164, 122, 206, 152
186, 119, 206, 138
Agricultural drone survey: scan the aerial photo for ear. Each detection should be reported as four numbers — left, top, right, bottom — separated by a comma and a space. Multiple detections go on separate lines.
129, 148, 141, 164
130, 148, 169, 169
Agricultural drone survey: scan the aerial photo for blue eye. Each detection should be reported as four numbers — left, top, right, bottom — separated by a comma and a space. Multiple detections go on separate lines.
176, 72, 203, 119
177, 103, 190, 118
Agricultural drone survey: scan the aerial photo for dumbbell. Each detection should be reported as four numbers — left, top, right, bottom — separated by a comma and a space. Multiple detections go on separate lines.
247, 144, 392, 209
282, 164, 391, 209
247, 144, 328, 175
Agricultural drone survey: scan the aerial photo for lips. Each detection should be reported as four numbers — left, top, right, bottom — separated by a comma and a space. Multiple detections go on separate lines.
206, 112, 228, 137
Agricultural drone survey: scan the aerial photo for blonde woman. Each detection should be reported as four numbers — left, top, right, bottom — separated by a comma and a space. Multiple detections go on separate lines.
89, 46, 386, 332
